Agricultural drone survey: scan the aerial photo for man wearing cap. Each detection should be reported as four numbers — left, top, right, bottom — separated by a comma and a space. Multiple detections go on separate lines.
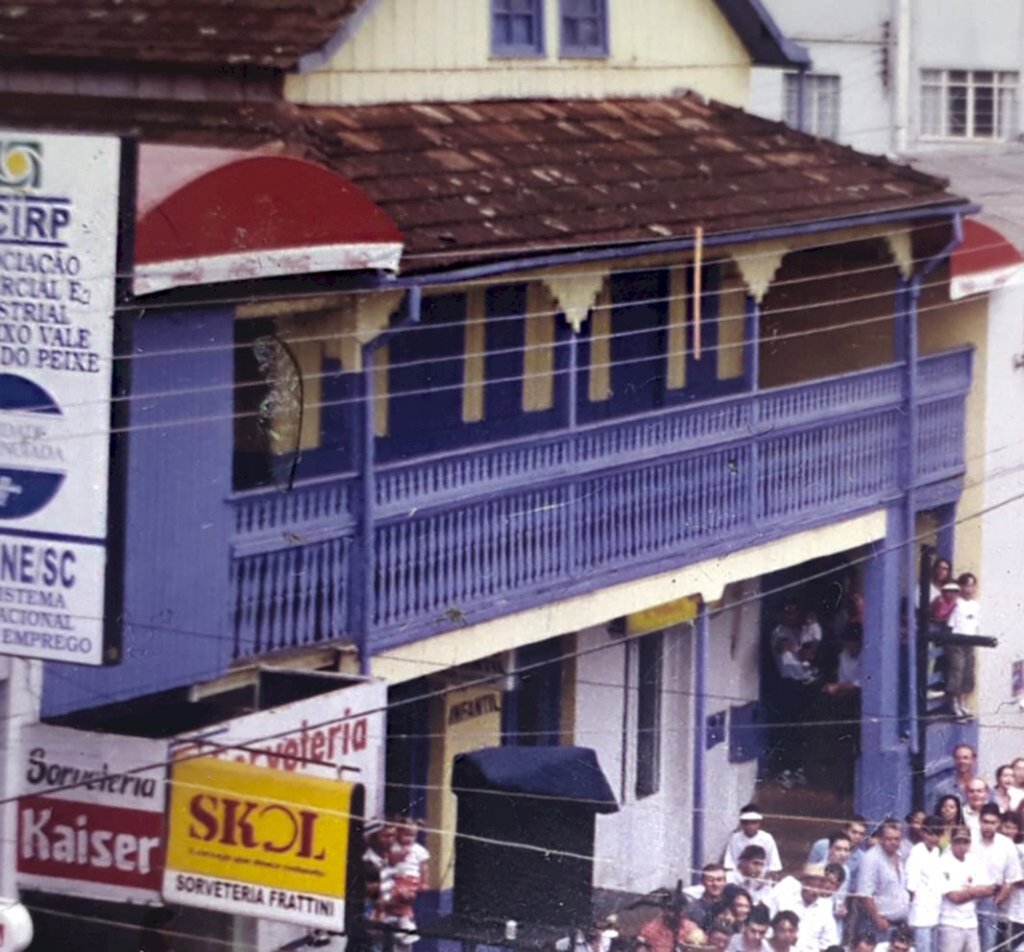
938, 826, 995, 952
768, 863, 842, 952
724, 805, 783, 877
856, 819, 910, 938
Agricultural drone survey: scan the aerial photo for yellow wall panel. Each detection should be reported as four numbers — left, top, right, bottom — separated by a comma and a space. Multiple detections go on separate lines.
426, 684, 504, 890
463, 288, 487, 423
667, 265, 688, 390
523, 283, 556, 412
588, 297, 612, 403
373, 343, 390, 438
287, 0, 753, 107
718, 271, 746, 380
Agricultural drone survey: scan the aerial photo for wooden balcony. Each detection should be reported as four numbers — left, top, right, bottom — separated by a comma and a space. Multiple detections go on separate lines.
227, 347, 972, 660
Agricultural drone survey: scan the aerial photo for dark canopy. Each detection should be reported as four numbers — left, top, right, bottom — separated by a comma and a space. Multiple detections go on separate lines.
452, 745, 618, 814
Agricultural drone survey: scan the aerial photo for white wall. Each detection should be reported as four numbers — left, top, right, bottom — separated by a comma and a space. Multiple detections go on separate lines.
976, 283, 1024, 777
749, 0, 892, 154
702, 581, 762, 863
577, 622, 696, 892
576, 576, 765, 893
754, 0, 1024, 156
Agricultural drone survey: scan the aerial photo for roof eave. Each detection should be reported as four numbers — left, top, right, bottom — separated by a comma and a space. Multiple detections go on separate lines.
297, 0, 383, 73
390, 200, 978, 287
713, 0, 811, 68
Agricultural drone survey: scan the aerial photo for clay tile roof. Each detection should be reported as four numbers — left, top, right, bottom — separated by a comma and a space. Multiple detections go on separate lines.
0, 0, 370, 69
299, 95, 962, 273
0, 92, 963, 277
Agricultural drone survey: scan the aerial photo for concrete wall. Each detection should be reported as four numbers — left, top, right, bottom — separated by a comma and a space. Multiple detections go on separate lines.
918, 266, 988, 578
578, 622, 696, 892
748, 0, 890, 153
702, 581, 762, 864
288, 0, 752, 107
575, 579, 764, 892
974, 283, 1024, 775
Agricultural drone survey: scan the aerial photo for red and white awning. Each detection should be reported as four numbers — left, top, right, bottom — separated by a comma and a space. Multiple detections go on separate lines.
133, 144, 403, 296
950, 219, 1024, 301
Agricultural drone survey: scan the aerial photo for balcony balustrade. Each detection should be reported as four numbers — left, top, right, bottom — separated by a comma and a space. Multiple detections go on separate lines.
228, 347, 972, 660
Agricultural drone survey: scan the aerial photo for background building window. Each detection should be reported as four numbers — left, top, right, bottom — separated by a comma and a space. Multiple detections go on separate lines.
784, 73, 841, 140
635, 631, 664, 798
560, 0, 608, 57
920, 69, 1018, 140
492, 0, 545, 56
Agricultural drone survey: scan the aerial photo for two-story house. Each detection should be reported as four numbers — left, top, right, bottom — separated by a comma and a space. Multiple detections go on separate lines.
0, 0, 995, 949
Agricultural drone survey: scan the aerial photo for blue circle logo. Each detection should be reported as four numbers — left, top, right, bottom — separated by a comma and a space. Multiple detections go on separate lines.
0, 373, 66, 519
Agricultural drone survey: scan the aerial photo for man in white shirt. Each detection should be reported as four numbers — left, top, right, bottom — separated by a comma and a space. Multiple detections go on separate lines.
727, 904, 773, 952
946, 572, 981, 719
938, 826, 995, 952
907, 815, 944, 952
729, 846, 775, 905
768, 863, 841, 952
970, 804, 1021, 952
962, 780, 990, 841
724, 806, 783, 875
767, 911, 799, 952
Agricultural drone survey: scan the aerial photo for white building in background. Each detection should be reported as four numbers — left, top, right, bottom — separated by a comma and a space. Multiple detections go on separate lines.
751, 0, 1024, 779
750, 0, 1024, 157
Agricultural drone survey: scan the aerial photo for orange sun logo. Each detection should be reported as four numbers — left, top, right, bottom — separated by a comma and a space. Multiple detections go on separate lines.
0, 142, 42, 188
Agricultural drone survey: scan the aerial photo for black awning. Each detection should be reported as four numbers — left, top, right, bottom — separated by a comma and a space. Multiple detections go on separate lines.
452, 746, 619, 814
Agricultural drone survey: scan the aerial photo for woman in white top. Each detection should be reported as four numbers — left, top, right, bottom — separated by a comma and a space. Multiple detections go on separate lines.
995, 765, 1024, 814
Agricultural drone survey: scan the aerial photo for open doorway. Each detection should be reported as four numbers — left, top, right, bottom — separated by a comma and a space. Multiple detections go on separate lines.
758, 551, 868, 804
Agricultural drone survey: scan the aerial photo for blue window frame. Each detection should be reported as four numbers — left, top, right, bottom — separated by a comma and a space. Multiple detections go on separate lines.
492, 0, 545, 56
560, 0, 608, 57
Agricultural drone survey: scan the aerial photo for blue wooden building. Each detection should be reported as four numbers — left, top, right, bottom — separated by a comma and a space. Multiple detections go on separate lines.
1, 0, 996, 939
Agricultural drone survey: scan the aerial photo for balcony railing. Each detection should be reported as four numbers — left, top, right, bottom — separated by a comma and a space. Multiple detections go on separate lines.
228, 347, 972, 659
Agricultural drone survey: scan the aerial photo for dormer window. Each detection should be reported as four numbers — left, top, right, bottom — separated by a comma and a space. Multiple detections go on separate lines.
490, 0, 609, 58
560, 0, 608, 57
491, 0, 545, 56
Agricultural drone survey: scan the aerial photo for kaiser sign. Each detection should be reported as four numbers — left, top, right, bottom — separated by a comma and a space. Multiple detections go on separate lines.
16, 723, 166, 903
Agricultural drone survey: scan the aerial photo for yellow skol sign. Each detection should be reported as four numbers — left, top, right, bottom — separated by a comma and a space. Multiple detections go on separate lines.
163, 757, 359, 931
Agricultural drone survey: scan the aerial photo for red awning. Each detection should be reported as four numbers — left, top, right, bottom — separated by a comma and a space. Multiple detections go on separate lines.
950, 219, 1024, 300
133, 144, 403, 296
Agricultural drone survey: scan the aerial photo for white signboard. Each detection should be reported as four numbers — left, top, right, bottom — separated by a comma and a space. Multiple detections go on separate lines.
0, 133, 121, 665
16, 723, 167, 904
171, 677, 387, 817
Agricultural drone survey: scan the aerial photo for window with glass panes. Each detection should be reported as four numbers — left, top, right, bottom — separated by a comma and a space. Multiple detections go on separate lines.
920, 70, 1019, 140
492, 0, 545, 55
783, 73, 841, 140
560, 0, 607, 56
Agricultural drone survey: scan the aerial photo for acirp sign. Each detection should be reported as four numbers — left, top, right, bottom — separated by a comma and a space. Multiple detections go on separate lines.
163, 758, 361, 931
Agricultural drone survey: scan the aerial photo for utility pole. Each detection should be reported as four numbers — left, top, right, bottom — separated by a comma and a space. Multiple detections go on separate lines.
893, 0, 912, 154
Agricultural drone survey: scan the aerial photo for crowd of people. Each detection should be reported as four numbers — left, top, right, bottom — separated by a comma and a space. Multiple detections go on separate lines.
628, 744, 1024, 952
